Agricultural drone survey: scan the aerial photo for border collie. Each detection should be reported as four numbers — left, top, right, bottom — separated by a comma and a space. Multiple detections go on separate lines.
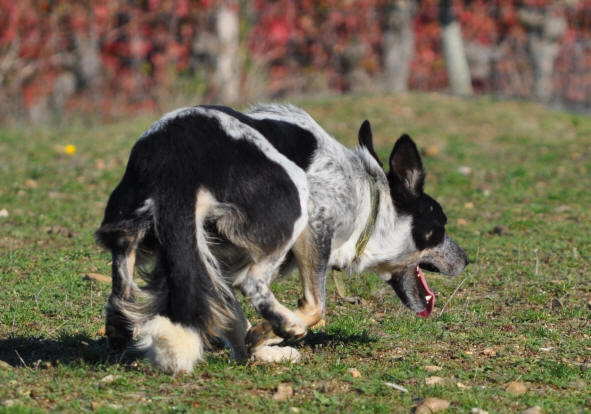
96, 104, 468, 373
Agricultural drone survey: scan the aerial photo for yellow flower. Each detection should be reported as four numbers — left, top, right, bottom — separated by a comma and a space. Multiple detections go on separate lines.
64, 145, 76, 155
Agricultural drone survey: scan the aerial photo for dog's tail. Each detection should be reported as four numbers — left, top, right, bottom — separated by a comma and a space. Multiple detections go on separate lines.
114, 188, 235, 373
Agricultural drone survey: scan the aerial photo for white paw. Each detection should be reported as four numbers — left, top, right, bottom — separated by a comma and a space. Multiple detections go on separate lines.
251, 345, 302, 363
137, 316, 204, 373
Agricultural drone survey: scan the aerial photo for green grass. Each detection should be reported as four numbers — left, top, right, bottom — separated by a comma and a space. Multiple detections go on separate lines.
1, 93, 590, 413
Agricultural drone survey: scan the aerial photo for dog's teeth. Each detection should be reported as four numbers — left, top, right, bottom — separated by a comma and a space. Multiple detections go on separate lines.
417, 265, 420, 276
425, 295, 432, 302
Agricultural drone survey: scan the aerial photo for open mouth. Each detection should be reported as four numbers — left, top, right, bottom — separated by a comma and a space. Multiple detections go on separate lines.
388, 264, 437, 318
415, 265, 435, 317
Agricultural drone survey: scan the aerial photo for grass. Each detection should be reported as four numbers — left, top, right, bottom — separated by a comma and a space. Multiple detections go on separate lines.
0, 92, 590, 413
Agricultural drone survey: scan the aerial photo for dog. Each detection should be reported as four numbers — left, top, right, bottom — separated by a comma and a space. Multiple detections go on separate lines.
96, 104, 468, 373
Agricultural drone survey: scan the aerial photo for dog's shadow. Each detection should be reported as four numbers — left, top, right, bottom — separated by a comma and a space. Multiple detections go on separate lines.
291, 329, 377, 350
0, 335, 142, 369
0, 329, 376, 369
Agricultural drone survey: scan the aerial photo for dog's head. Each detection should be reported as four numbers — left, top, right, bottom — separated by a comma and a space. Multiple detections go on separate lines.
358, 121, 468, 317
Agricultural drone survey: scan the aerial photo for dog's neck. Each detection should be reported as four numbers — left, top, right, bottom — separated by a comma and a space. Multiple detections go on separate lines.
347, 151, 419, 274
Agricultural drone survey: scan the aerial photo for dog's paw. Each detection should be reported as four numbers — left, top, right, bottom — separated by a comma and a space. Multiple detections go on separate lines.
105, 307, 134, 351
251, 345, 302, 363
270, 317, 307, 341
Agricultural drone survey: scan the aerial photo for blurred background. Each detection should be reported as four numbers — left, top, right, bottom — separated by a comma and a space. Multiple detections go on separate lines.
1, 0, 590, 123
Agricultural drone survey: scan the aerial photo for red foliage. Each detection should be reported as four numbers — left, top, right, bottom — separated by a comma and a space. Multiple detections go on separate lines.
1, 0, 590, 121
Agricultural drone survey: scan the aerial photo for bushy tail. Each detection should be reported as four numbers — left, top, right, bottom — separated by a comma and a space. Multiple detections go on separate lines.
118, 189, 235, 373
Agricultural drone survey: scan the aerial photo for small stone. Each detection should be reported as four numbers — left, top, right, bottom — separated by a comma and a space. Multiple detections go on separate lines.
416, 397, 450, 413
553, 205, 570, 213
505, 381, 527, 395
521, 406, 542, 414
16, 387, 31, 397
347, 368, 362, 378
425, 376, 445, 385
84, 273, 111, 284
482, 347, 497, 357
458, 166, 472, 175
0, 209, 8, 218
457, 382, 471, 390
1, 400, 17, 407
464, 202, 474, 209
0, 360, 12, 370
424, 146, 440, 157
100, 374, 119, 384
424, 365, 443, 372
471, 409, 488, 414
478, 185, 491, 197
272, 383, 293, 402
289, 408, 300, 413
96, 159, 106, 170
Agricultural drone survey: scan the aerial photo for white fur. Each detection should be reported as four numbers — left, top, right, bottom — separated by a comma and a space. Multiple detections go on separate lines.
194, 188, 234, 305
327, 174, 373, 269
137, 316, 204, 374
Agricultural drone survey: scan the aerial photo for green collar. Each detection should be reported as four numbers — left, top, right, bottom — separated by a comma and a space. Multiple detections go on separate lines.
353, 174, 380, 263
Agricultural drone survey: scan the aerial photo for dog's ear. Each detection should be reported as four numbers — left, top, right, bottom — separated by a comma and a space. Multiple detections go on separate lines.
358, 120, 382, 167
388, 134, 425, 195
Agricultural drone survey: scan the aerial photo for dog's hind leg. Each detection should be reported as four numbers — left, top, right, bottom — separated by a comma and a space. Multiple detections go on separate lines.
96, 189, 153, 351
104, 243, 140, 350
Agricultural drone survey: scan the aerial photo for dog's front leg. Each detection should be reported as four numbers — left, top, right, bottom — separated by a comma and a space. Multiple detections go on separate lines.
219, 291, 250, 363
238, 258, 308, 362
241, 277, 307, 344
292, 227, 331, 329
242, 228, 331, 363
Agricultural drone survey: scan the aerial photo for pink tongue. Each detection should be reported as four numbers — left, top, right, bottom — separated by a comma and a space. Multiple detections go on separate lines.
416, 266, 435, 318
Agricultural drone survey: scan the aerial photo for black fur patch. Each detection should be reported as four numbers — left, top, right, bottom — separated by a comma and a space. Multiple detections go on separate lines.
386, 134, 447, 250
201, 105, 318, 170
97, 108, 306, 338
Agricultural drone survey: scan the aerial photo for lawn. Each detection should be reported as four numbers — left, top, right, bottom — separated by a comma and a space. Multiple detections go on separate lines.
0, 93, 589, 413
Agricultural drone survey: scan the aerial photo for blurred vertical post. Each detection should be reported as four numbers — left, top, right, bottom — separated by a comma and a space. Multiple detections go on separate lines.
439, 0, 473, 96
383, 0, 416, 92
215, 1, 240, 103
518, 6, 566, 102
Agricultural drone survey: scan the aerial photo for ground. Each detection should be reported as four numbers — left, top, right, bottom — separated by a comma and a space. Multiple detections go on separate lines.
0, 93, 589, 413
